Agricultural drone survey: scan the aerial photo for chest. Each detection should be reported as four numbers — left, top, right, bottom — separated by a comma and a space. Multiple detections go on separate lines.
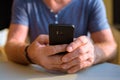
28, 1, 90, 38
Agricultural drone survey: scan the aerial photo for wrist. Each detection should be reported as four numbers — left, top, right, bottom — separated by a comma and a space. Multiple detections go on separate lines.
24, 45, 34, 64
93, 45, 105, 65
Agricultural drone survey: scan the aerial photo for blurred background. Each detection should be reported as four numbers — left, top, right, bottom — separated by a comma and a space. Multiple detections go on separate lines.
104, 0, 120, 29
0, 0, 13, 30
0, 0, 120, 30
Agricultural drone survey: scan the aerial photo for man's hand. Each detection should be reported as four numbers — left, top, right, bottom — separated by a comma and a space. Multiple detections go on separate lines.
27, 34, 67, 71
61, 36, 95, 73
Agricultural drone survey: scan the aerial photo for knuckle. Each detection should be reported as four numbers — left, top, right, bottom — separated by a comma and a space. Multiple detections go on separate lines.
77, 37, 82, 41
77, 47, 84, 53
77, 48, 81, 53
78, 56, 83, 61
37, 35, 43, 39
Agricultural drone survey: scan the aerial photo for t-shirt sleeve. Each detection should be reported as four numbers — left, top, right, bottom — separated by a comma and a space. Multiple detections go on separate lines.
11, 0, 29, 26
88, 0, 110, 33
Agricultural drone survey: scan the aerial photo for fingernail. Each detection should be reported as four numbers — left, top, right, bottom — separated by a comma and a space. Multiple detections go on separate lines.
67, 46, 73, 52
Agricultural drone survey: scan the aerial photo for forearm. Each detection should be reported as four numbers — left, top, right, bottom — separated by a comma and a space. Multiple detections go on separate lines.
94, 42, 117, 64
5, 42, 30, 65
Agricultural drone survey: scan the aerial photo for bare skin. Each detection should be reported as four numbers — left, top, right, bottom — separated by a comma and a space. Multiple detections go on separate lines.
43, 0, 72, 13
5, 0, 117, 74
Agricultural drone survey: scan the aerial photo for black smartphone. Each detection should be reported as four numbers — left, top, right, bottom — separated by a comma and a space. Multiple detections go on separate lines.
49, 24, 74, 55
49, 24, 74, 45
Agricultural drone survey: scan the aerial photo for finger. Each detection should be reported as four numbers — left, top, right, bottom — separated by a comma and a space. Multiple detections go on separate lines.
67, 36, 88, 52
87, 56, 95, 65
38, 57, 63, 70
67, 65, 81, 73
43, 63, 62, 71
62, 45, 89, 63
79, 52, 91, 62
48, 65, 67, 72
49, 64, 63, 70
49, 55, 63, 64
67, 61, 92, 73
44, 44, 67, 56
62, 58, 80, 69
62, 51, 79, 63
81, 60, 93, 69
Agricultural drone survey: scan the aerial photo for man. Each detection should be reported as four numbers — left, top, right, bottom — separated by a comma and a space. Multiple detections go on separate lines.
5, 0, 117, 73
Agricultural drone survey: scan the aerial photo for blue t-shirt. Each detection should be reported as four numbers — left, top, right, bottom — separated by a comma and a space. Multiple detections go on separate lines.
11, 0, 109, 42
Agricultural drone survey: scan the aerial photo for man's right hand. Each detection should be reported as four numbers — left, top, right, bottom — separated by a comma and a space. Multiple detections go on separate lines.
27, 34, 68, 71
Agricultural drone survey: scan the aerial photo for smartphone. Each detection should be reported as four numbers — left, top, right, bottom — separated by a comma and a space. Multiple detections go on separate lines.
49, 24, 74, 45
49, 24, 74, 55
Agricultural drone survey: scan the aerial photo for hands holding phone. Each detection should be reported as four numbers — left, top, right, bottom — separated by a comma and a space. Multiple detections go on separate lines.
27, 34, 95, 73
28, 35, 95, 73
48, 24, 95, 73
27, 24, 95, 73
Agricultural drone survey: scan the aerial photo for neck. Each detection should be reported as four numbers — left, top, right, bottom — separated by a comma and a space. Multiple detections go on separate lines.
43, 0, 71, 13
54, 0, 70, 4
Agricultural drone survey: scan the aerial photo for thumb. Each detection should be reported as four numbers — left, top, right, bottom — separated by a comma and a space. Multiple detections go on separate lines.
44, 44, 68, 56
36, 34, 49, 44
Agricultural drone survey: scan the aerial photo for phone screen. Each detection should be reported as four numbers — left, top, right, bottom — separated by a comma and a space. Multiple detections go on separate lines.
49, 24, 74, 45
